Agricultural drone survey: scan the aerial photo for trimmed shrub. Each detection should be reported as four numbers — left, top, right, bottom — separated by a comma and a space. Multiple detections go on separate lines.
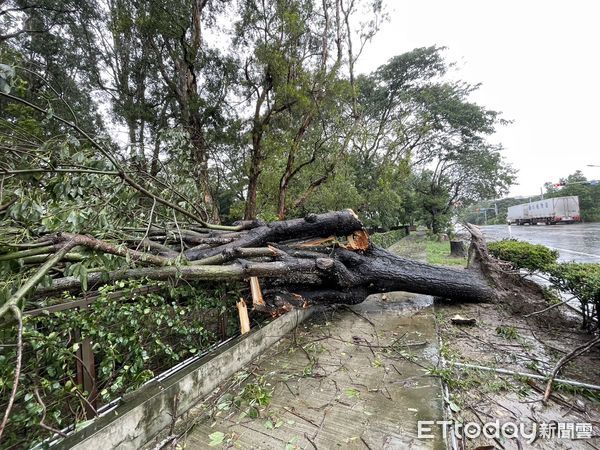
487, 239, 558, 272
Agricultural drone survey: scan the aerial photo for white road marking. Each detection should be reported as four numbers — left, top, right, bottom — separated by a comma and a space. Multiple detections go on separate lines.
549, 247, 600, 259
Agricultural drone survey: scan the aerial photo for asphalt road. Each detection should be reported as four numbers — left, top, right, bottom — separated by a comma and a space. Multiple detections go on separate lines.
479, 222, 600, 263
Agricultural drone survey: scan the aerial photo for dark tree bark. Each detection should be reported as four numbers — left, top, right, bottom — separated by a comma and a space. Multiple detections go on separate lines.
185, 209, 363, 260
27, 210, 507, 310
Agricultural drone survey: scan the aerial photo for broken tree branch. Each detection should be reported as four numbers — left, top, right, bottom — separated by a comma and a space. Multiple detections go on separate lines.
0, 305, 23, 441
543, 335, 600, 402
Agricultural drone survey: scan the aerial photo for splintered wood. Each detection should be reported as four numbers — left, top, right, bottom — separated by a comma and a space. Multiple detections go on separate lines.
346, 229, 370, 250
249, 277, 265, 307
237, 298, 250, 334
294, 229, 370, 251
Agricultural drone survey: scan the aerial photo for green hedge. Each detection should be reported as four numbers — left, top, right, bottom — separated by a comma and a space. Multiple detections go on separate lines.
488, 239, 599, 329
487, 239, 558, 272
370, 228, 408, 249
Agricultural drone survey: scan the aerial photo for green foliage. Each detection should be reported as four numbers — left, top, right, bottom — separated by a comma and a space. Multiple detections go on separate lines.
216, 374, 273, 420
489, 240, 599, 329
355, 46, 515, 232
487, 239, 559, 272
0, 280, 238, 447
208, 431, 226, 447
541, 286, 562, 305
495, 325, 519, 340
239, 377, 273, 417
547, 263, 600, 328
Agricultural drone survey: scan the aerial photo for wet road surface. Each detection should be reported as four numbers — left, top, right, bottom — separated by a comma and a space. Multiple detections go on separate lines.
479, 222, 600, 263
183, 295, 445, 450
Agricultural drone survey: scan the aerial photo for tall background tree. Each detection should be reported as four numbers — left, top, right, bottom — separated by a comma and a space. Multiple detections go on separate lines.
1, 1, 513, 234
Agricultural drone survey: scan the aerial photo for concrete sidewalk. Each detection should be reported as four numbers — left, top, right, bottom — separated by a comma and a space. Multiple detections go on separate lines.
180, 292, 446, 449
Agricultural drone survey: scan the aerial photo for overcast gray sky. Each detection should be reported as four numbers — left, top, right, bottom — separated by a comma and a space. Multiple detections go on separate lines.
357, 0, 600, 198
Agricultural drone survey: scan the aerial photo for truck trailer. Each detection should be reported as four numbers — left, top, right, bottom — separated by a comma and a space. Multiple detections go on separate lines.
507, 196, 581, 225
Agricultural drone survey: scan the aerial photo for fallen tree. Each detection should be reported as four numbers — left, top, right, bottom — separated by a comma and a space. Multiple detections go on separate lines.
2, 209, 541, 317
0, 209, 552, 442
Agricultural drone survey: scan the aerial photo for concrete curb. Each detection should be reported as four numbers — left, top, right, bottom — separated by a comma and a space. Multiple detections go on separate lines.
55, 308, 314, 450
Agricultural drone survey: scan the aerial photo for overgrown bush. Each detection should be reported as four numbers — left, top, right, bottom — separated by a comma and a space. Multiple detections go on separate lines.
487, 239, 558, 272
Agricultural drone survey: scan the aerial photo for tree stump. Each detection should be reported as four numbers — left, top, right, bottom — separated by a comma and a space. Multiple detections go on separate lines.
450, 240, 466, 257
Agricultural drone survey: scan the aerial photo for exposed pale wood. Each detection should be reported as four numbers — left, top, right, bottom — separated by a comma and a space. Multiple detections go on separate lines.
237, 299, 251, 334
250, 277, 265, 307
346, 229, 369, 250
296, 236, 336, 247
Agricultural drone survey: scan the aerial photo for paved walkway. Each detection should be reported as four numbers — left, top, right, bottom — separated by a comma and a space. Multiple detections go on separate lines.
182, 291, 446, 449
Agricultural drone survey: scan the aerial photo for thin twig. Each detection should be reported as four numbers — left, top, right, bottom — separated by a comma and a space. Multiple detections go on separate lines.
172, 210, 185, 255
136, 197, 157, 252
0, 306, 23, 441
524, 297, 575, 318
34, 387, 67, 438
543, 334, 600, 402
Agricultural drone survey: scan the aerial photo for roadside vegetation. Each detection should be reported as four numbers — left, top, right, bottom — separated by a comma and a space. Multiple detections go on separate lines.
488, 239, 600, 329
432, 238, 600, 449
381, 231, 467, 267
0, 281, 241, 447
5, 0, 598, 447
425, 240, 467, 267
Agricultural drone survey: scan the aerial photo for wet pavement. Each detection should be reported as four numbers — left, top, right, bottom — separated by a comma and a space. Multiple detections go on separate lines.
180, 294, 445, 449
479, 222, 600, 263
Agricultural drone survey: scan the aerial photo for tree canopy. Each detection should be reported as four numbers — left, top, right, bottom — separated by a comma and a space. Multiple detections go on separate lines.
1, 0, 514, 235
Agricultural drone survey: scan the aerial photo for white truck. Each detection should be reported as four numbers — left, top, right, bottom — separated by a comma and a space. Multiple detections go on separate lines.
507, 196, 581, 225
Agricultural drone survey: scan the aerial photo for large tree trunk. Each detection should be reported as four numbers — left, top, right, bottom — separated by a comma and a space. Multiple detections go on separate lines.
244, 143, 261, 221
29, 210, 506, 309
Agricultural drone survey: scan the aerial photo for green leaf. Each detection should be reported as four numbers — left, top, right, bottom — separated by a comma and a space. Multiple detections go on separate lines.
448, 400, 461, 413
208, 431, 225, 447
345, 387, 360, 399
80, 265, 88, 291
